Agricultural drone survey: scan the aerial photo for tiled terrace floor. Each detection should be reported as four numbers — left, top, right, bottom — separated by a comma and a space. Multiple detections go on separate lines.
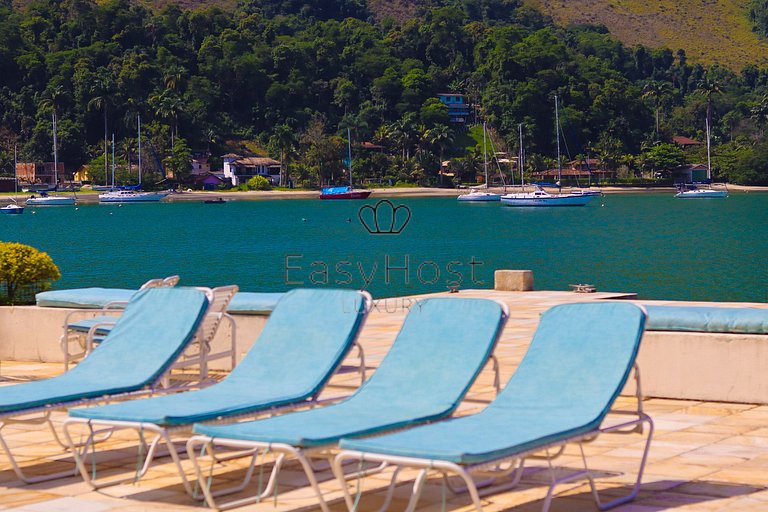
1, 290, 767, 511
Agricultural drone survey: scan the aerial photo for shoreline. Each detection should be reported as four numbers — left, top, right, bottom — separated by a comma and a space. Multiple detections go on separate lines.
3, 184, 768, 204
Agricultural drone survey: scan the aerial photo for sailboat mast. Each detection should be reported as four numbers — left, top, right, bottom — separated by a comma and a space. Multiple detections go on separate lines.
52, 111, 58, 188
554, 95, 561, 186
111, 133, 115, 189
138, 114, 142, 187
483, 122, 488, 186
347, 127, 353, 188
13, 144, 17, 196
706, 117, 712, 181
518, 123, 524, 189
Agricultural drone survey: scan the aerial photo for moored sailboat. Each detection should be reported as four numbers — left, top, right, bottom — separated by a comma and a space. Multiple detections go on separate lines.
1, 146, 24, 215
675, 119, 727, 198
319, 128, 372, 200
458, 123, 501, 202
26, 112, 75, 206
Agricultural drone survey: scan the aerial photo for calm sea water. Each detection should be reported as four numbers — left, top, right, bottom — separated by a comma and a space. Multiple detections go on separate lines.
1, 193, 766, 302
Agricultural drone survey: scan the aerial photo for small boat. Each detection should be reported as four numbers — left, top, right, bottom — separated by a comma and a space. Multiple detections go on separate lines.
319, 186, 372, 200
26, 191, 76, 206
0, 203, 24, 215
204, 197, 226, 204
99, 190, 171, 203
2, 147, 25, 214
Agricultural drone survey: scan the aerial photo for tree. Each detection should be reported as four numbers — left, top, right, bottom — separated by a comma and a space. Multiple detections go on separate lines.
695, 76, 723, 133
88, 71, 114, 184
0, 242, 60, 305
639, 142, 686, 177
246, 175, 271, 190
641, 80, 673, 138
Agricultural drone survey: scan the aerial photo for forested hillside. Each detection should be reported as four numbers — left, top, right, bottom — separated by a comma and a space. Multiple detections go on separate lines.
1, 0, 768, 186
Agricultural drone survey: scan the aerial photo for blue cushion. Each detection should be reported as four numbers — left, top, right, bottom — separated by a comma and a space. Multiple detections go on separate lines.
340, 302, 646, 464
645, 305, 768, 334
36, 288, 136, 309
66, 316, 119, 335
38, 288, 284, 316
70, 289, 367, 425
0, 288, 209, 414
226, 292, 284, 315
193, 298, 505, 448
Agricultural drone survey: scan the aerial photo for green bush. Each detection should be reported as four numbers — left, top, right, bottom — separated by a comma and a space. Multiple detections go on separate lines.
0, 242, 61, 305
246, 176, 272, 190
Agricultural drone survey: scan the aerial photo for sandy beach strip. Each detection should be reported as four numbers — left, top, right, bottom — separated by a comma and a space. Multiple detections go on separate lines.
4, 184, 767, 204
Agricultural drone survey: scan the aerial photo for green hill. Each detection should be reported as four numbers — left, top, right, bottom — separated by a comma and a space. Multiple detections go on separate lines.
526, 0, 768, 69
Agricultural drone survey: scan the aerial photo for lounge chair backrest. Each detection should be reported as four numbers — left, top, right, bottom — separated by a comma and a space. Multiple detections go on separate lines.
192, 285, 238, 350
222, 288, 368, 399
67, 287, 210, 390
346, 298, 506, 418
487, 302, 646, 434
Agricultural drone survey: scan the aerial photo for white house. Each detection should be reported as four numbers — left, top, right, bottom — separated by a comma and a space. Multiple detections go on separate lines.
222, 154, 281, 186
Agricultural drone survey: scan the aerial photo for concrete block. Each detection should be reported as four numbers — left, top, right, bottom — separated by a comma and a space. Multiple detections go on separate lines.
494, 270, 533, 291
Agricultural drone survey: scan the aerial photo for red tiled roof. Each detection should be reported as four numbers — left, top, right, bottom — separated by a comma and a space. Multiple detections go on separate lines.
672, 136, 702, 145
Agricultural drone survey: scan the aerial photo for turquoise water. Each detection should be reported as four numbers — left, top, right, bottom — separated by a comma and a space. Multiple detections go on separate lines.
1, 193, 766, 302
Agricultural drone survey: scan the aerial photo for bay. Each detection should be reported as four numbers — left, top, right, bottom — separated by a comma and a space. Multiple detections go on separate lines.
1, 193, 766, 302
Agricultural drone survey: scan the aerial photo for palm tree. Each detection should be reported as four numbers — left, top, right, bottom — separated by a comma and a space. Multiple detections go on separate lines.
88, 74, 113, 185
695, 77, 723, 134
39, 85, 67, 185
427, 123, 455, 185
150, 89, 184, 148
750, 94, 768, 138
641, 80, 673, 138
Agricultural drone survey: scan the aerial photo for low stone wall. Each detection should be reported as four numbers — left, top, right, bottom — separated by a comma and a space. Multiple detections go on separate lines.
631, 331, 768, 404
0, 306, 268, 370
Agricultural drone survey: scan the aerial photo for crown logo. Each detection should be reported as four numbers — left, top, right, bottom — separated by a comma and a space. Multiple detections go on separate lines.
358, 200, 411, 235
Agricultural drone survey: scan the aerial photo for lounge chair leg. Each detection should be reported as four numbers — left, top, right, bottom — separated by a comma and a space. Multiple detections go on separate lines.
0, 422, 78, 483
587, 413, 654, 510
403, 468, 428, 512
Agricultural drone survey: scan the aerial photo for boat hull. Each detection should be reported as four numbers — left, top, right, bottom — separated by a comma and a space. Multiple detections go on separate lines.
99, 191, 170, 203
0, 205, 24, 215
501, 194, 595, 207
319, 190, 372, 200
457, 193, 501, 202
675, 189, 728, 198
25, 196, 76, 206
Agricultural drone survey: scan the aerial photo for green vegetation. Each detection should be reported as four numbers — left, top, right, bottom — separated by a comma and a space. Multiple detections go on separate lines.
532, 0, 768, 70
1, 0, 768, 187
0, 242, 60, 305
246, 175, 272, 190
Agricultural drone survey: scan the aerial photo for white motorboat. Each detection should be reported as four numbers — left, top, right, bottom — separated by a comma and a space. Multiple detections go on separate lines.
99, 190, 170, 203
2, 147, 25, 214
1, 203, 24, 215
26, 192, 76, 206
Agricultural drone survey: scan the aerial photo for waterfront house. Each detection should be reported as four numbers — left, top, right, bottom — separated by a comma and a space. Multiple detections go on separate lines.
15, 162, 65, 186
191, 152, 211, 175
192, 172, 228, 190
222, 154, 281, 186
437, 93, 471, 124
672, 163, 709, 184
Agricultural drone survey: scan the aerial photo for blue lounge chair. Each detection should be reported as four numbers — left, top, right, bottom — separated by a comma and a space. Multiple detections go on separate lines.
185, 297, 509, 512
0, 287, 210, 484
59, 276, 180, 369
333, 302, 650, 512
62, 288, 371, 494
